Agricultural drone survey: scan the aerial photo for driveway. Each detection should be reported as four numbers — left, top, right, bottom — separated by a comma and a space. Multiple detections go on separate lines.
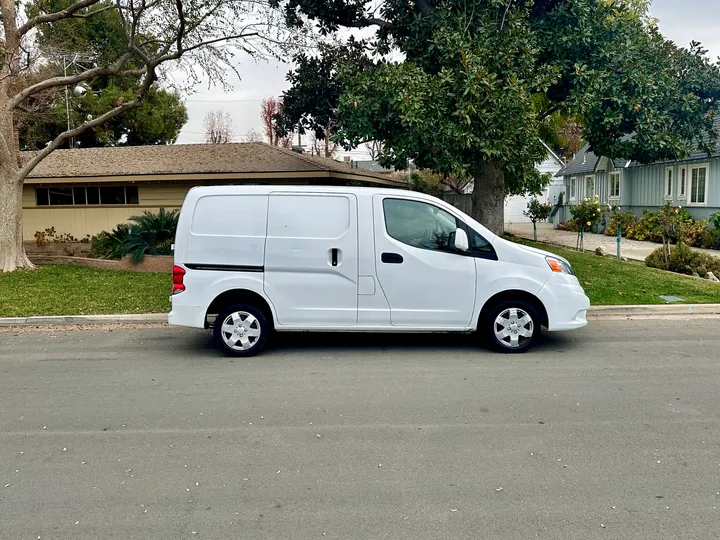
1, 322, 719, 539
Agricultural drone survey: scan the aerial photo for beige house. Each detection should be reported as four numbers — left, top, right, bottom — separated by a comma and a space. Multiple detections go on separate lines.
22, 142, 404, 241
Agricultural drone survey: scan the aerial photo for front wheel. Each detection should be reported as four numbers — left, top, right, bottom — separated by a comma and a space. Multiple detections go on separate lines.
484, 300, 540, 353
214, 304, 269, 357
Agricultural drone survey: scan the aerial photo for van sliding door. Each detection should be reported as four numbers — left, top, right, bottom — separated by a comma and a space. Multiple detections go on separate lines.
264, 193, 358, 326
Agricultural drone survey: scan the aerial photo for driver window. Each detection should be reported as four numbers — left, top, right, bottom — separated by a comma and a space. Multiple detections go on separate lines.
383, 198, 458, 252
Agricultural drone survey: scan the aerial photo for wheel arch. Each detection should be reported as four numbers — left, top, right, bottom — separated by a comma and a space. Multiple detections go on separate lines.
206, 289, 275, 329
478, 290, 549, 330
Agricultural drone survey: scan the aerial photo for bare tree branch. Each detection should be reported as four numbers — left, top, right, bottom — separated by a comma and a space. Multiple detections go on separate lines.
8, 53, 142, 110
345, 17, 393, 29
204, 110, 234, 143
18, 0, 103, 38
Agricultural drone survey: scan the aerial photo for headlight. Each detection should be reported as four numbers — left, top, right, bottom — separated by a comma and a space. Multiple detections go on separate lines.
546, 256, 574, 275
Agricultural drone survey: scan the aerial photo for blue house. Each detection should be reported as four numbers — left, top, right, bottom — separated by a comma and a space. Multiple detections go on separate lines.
555, 132, 720, 226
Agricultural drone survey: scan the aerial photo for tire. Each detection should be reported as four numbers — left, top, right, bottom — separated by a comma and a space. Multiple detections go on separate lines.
213, 304, 269, 357
483, 300, 540, 353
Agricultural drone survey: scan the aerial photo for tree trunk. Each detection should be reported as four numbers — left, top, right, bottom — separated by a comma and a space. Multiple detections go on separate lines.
471, 158, 505, 236
0, 171, 34, 272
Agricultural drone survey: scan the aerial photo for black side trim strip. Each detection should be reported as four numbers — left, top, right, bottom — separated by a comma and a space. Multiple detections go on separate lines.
185, 263, 264, 272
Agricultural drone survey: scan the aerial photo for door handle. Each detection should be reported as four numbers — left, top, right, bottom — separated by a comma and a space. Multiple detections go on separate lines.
381, 252, 403, 264
331, 248, 339, 267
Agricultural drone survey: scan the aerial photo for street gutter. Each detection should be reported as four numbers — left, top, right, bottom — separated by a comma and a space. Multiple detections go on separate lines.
2, 305, 720, 327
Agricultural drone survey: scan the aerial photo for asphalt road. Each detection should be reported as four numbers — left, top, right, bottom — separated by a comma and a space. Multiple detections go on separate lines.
1, 320, 719, 540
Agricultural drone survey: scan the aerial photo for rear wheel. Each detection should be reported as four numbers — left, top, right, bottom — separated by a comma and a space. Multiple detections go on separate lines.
484, 300, 540, 353
214, 304, 269, 357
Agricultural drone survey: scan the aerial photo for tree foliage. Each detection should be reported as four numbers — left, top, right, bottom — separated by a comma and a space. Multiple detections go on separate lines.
124, 208, 179, 263
277, 39, 372, 143
271, 0, 720, 234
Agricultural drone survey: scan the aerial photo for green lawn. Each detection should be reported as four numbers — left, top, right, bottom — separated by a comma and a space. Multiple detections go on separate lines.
0, 265, 170, 317
517, 239, 720, 305
1, 248, 719, 318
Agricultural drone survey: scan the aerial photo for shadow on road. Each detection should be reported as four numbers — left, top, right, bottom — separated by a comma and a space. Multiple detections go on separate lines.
176, 326, 576, 358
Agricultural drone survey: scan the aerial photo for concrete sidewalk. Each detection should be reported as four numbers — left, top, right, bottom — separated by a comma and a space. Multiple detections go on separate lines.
506, 222, 720, 262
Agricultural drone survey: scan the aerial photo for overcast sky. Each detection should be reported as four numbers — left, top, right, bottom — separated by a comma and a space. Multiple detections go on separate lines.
175, 0, 720, 155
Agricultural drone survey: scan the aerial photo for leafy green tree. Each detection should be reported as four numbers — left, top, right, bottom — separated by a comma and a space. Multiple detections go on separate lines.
524, 198, 553, 241
272, 0, 720, 235
276, 39, 372, 146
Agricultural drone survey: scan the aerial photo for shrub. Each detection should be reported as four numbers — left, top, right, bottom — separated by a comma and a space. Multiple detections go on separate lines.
645, 242, 720, 276
605, 211, 637, 237
626, 210, 662, 243
709, 211, 720, 231
702, 227, 720, 250
570, 196, 604, 231
680, 220, 708, 248
91, 224, 131, 260
124, 208, 179, 263
556, 220, 578, 232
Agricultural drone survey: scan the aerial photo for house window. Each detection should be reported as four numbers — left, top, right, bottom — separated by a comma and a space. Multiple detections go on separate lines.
665, 167, 674, 200
689, 164, 709, 206
35, 185, 139, 206
585, 175, 595, 199
678, 167, 687, 199
569, 177, 577, 201
608, 172, 621, 201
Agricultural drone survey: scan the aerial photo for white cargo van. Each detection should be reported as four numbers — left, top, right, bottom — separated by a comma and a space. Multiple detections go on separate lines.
169, 186, 589, 355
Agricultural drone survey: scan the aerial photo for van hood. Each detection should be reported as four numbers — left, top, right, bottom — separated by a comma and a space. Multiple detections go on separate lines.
492, 237, 574, 271
514, 243, 571, 265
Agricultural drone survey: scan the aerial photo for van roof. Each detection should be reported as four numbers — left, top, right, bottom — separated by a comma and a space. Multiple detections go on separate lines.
186, 184, 429, 199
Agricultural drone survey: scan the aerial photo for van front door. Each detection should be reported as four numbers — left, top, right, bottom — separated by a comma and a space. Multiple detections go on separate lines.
264, 193, 358, 326
373, 196, 477, 327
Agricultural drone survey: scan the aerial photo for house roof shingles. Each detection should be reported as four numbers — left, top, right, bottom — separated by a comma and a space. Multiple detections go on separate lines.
24, 142, 402, 185
556, 143, 627, 177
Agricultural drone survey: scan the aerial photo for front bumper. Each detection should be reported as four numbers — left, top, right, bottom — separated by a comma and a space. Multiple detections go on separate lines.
538, 277, 590, 332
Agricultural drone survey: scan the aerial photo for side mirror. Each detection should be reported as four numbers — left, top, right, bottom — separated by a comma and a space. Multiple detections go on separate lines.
454, 228, 469, 251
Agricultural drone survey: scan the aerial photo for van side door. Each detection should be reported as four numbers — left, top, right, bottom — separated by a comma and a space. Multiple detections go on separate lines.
264, 192, 358, 326
373, 195, 477, 327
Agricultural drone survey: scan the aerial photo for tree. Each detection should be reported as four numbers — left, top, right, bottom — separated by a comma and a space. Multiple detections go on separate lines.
276, 40, 372, 154
364, 140, 384, 161
271, 0, 720, 235
1, 0, 298, 271
244, 127, 263, 142
261, 97, 291, 147
20, 85, 188, 149
309, 130, 337, 157
523, 198, 553, 241
17, 0, 188, 149
204, 110, 234, 144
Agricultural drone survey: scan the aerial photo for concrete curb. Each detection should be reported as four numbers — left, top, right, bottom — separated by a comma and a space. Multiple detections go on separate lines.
2, 305, 720, 327
587, 304, 720, 319
0, 313, 168, 327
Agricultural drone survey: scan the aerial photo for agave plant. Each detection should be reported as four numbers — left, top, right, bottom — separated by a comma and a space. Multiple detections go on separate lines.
124, 208, 180, 263
90, 223, 131, 260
